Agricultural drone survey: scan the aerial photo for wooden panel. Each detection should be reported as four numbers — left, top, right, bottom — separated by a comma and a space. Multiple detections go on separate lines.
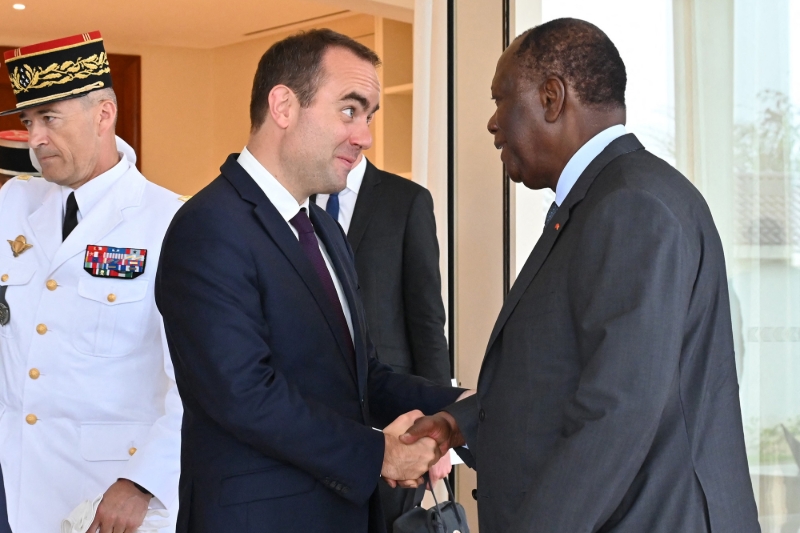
0, 47, 20, 133
0, 46, 141, 170
107, 54, 142, 170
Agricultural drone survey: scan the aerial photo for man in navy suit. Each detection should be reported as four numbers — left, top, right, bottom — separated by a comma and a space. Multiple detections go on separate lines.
155, 29, 466, 533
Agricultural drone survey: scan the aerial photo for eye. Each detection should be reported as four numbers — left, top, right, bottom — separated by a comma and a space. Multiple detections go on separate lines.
343, 107, 355, 119
20, 119, 31, 127
44, 116, 56, 123
366, 113, 374, 125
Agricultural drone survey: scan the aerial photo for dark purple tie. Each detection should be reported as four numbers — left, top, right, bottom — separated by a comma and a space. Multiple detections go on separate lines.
289, 208, 355, 355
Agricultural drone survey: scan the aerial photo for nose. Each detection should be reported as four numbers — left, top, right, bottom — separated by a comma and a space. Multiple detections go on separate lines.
26, 123, 48, 148
487, 111, 499, 134
351, 119, 373, 151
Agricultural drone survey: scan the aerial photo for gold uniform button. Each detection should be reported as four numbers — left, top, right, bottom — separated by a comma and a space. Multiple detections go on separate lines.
36, 324, 47, 335
1, 274, 8, 282
107, 294, 117, 303
128, 447, 137, 456
29, 368, 40, 380
25, 414, 37, 425
46, 279, 58, 291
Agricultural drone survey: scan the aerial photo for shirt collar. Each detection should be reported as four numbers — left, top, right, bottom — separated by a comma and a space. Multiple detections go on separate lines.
237, 147, 308, 221
345, 155, 367, 195
555, 124, 627, 206
61, 152, 129, 216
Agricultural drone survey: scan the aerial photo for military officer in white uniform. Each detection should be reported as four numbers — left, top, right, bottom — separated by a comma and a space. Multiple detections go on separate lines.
0, 32, 182, 532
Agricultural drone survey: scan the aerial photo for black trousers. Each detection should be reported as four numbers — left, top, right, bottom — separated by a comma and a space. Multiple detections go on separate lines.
379, 481, 426, 532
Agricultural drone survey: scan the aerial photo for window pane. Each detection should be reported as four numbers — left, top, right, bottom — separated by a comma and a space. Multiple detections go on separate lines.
731, 0, 800, 529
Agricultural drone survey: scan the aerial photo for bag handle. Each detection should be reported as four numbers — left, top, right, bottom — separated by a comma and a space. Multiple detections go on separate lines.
424, 473, 465, 532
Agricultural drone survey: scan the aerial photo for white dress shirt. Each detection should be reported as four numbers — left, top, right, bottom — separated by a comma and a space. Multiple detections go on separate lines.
61, 152, 129, 222
314, 155, 367, 234
555, 124, 627, 206
238, 147, 354, 341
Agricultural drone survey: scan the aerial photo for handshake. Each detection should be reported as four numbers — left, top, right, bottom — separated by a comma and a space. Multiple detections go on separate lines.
380, 408, 467, 489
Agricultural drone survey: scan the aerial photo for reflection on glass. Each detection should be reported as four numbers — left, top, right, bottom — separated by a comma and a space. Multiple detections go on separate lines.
730, 1, 800, 529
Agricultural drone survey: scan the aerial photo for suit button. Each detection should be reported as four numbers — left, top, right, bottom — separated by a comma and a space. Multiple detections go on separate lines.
46, 279, 58, 291
0, 274, 8, 282
25, 414, 38, 425
472, 489, 478, 500
28, 368, 40, 380
107, 293, 117, 303
129, 447, 137, 456
479, 409, 485, 421
36, 324, 48, 335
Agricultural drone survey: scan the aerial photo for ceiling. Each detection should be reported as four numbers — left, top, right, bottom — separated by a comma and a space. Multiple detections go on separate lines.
0, 0, 412, 50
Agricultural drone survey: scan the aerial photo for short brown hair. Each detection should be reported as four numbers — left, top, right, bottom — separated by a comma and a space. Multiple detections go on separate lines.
249, 28, 381, 131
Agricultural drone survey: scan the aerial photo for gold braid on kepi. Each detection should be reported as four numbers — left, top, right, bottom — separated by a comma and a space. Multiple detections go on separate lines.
0, 31, 112, 116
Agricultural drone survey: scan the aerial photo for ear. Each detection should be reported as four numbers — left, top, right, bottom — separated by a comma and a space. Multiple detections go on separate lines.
540, 76, 566, 124
268, 85, 296, 130
96, 98, 117, 135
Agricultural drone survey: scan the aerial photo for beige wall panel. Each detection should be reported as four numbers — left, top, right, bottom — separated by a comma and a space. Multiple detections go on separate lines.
383, 93, 413, 174
453, 0, 504, 527
382, 19, 414, 87
106, 43, 214, 195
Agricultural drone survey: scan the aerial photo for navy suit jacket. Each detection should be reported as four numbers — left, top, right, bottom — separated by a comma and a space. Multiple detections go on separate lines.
155, 154, 462, 533
0, 466, 10, 533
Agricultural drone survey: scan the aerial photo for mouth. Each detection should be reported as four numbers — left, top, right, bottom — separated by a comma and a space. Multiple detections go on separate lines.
35, 152, 59, 163
336, 155, 357, 168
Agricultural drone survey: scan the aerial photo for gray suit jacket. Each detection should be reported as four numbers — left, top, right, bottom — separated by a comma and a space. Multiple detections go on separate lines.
346, 161, 450, 385
448, 134, 760, 532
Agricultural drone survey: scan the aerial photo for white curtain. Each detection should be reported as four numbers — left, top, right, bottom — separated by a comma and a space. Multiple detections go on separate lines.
412, 0, 450, 334
675, 0, 800, 530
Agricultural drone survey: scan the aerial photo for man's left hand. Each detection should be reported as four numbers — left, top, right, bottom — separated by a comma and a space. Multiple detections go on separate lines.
87, 479, 152, 533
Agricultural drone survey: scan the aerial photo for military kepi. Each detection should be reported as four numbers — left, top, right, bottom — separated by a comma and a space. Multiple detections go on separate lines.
1, 31, 111, 116
0, 130, 39, 177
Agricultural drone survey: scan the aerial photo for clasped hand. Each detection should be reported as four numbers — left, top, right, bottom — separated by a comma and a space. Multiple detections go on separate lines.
381, 410, 458, 489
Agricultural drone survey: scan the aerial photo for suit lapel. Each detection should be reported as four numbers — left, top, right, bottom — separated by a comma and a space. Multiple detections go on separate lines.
27, 184, 62, 262
484, 134, 645, 355
310, 205, 367, 393
47, 164, 145, 276
346, 161, 382, 252
221, 156, 359, 385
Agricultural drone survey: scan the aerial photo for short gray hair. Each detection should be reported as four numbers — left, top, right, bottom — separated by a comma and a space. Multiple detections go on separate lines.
82, 87, 117, 107
82, 87, 118, 126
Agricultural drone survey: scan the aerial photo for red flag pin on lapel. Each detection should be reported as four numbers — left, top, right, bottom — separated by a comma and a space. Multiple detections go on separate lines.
554, 223, 560, 230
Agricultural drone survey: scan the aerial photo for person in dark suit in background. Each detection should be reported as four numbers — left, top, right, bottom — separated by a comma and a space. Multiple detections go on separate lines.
156, 29, 467, 533
315, 156, 452, 531
403, 18, 760, 533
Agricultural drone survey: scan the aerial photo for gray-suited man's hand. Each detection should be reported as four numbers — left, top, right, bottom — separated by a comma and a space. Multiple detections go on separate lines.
382, 410, 442, 489
400, 390, 475, 457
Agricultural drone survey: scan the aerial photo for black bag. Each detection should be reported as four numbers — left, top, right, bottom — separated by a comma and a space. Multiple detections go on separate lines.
392, 475, 470, 533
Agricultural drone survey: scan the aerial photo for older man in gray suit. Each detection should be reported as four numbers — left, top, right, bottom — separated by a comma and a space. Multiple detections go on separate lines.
401, 18, 760, 533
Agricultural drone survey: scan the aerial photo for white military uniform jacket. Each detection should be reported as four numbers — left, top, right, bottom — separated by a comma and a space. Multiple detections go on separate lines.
0, 147, 182, 532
